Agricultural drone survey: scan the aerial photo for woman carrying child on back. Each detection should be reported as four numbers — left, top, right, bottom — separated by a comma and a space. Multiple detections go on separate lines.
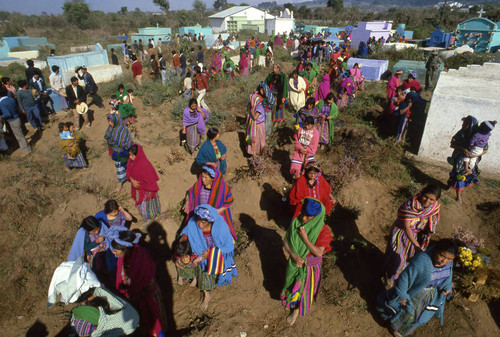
58, 122, 87, 170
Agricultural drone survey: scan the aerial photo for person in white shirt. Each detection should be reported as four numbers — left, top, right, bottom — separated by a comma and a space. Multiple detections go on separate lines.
49, 66, 68, 110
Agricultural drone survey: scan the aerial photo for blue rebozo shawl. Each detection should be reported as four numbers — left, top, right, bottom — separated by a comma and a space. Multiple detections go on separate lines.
67, 223, 131, 271
378, 248, 453, 326
195, 139, 227, 175
181, 204, 237, 287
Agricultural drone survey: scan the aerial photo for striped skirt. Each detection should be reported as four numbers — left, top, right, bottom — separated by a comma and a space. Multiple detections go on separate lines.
197, 267, 217, 292
282, 256, 322, 316
115, 161, 127, 183
273, 104, 285, 122
64, 153, 87, 169
177, 265, 199, 280
385, 225, 419, 280
246, 121, 266, 155
186, 124, 200, 154
316, 120, 330, 144
137, 192, 161, 221
391, 287, 435, 336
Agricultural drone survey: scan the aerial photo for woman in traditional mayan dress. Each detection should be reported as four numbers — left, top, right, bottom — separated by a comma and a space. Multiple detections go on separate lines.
112, 230, 167, 336
182, 98, 209, 156
315, 92, 338, 147
384, 184, 441, 287
180, 205, 238, 310
182, 164, 236, 240
126, 144, 161, 221
246, 84, 267, 155
289, 161, 335, 219
104, 114, 134, 193
281, 198, 332, 325
378, 239, 456, 337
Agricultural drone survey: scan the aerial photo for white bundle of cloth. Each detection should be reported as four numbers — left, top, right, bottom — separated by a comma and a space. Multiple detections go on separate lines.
47, 256, 100, 307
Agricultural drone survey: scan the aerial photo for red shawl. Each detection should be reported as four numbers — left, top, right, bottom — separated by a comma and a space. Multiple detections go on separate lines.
116, 245, 156, 298
289, 175, 333, 219
126, 145, 159, 205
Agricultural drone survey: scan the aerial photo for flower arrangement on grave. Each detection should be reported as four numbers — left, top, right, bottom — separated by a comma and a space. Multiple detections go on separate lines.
452, 226, 499, 302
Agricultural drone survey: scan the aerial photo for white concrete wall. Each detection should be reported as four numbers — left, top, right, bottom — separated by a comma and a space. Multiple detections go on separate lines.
240, 7, 267, 21
418, 63, 500, 174
266, 19, 294, 36
382, 43, 417, 51
8, 50, 39, 59
210, 18, 226, 33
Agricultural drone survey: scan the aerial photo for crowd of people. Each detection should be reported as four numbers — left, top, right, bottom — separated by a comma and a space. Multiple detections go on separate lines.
0, 28, 495, 337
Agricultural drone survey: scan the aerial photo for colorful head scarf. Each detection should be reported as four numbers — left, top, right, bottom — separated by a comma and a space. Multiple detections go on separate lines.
195, 206, 215, 222
303, 198, 322, 216
202, 165, 216, 178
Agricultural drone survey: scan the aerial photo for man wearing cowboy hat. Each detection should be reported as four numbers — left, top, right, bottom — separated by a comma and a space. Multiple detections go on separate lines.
65, 76, 89, 130
425, 51, 443, 91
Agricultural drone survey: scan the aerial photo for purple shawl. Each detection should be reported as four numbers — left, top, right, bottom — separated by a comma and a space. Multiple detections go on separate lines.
340, 78, 355, 96
315, 74, 330, 102
183, 107, 209, 134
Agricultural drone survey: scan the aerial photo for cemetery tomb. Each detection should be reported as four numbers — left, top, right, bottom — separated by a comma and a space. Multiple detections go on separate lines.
179, 24, 213, 37
2, 36, 30, 49
426, 26, 452, 48
347, 58, 389, 81
454, 17, 500, 53
392, 60, 444, 87
3, 36, 54, 50
0, 41, 11, 59
394, 24, 414, 40
131, 27, 172, 46
351, 21, 393, 49
47, 43, 121, 86
418, 63, 500, 173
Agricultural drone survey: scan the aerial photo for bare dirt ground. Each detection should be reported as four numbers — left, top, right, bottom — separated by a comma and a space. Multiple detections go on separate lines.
0, 80, 499, 337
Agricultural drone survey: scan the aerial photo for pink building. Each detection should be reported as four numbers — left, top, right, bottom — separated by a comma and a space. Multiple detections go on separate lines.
351, 21, 393, 48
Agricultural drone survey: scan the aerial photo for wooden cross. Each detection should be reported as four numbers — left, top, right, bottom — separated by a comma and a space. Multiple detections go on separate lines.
477, 7, 486, 17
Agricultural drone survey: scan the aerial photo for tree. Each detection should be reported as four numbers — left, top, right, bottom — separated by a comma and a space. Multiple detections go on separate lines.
120, 6, 128, 14
152, 0, 169, 13
213, 0, 228, 11
62, 1, 91, 28
297, 5, 311, 19
327, 0, 343, 11
193, 0, 206, 16
283, 3, 296, 13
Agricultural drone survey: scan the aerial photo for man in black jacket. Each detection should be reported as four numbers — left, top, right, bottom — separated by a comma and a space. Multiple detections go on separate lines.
66, 76, 89, 130
25, 59, 43, 82
76, 66, 104, 109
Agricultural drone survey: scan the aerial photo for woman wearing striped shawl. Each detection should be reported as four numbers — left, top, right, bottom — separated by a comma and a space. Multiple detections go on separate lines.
246, 85, 266, 155
182, 164, 236, 240
104, 114, 134, 193
378, 239, 456, 337
384, 184, 441, 286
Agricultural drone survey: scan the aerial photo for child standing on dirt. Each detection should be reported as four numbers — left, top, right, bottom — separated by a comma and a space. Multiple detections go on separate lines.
463, 120, 496, 175
174, 240, 197, 287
